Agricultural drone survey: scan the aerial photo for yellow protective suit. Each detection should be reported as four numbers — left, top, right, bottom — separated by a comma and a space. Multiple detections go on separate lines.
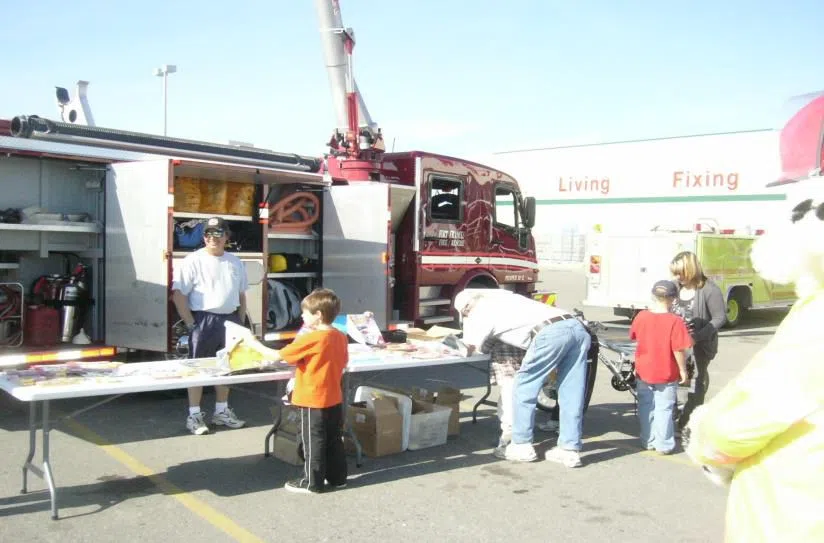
687, 289, 824, 542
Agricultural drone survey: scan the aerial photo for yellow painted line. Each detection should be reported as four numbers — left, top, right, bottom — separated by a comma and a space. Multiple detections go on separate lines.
63, 419, 264, 543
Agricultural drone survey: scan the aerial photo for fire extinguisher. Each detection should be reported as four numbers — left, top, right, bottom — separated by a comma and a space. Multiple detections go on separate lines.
59, 264, 89, 343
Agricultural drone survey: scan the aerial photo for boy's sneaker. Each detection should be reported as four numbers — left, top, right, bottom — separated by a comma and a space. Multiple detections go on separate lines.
212, 408, 245, 429
504, 442, 538, 462
545, 446, 583, 468
186, 412, 210, 435
326, 480, 347, 490
284, 478, 321, 494
679, 427, 691, 450
537, 420, 560, 433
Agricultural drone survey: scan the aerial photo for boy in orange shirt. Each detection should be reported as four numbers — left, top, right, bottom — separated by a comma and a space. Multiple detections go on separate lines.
265, 288, 349, 494
629, 280, 692, 454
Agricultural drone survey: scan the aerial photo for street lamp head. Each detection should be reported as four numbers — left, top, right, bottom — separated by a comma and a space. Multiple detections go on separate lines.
154, 65, 178, 77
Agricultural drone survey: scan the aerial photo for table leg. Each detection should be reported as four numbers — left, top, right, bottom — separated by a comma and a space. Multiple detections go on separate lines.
342, 372, 362, 467
21, 401, 37, 494
41, 400, 58, 520
20, 401, 59, 520
472, 357, 496, 423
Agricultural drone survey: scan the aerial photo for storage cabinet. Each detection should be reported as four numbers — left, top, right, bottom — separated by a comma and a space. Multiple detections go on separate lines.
0, 155, 105, 348
262, 184, 324, 341
105, 158, 327, 354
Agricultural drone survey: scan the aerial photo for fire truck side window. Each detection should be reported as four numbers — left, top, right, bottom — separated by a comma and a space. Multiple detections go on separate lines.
494, 186, 518, 230
429, 176, 463, 222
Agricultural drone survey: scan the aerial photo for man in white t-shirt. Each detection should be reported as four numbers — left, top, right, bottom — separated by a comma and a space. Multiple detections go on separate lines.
455, 289, 591, 467
172, 217, 249, 435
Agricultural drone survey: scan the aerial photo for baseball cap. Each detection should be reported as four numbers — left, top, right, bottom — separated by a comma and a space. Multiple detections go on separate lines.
204, 216, 228, 234
651, 280, 678, 298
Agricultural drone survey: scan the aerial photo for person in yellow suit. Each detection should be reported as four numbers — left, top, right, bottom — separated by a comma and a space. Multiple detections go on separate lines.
685, 186, 824, 542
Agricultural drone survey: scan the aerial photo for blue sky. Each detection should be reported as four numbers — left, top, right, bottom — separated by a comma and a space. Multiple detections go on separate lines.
1, 0, 822, 158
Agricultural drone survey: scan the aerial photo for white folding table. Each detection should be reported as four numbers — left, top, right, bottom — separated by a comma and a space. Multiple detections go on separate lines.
2, 349, 491, 520
0, 359, 293, 520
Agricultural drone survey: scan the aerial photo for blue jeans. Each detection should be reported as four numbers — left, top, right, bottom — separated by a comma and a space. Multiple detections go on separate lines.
511, 319, 591, 450
636, 379, 678, 452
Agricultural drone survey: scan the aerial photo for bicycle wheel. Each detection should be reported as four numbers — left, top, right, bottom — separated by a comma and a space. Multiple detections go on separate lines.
536, 354, 598, 415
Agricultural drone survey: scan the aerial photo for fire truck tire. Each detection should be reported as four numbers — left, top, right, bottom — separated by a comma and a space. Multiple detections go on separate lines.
725, 289, 748, 328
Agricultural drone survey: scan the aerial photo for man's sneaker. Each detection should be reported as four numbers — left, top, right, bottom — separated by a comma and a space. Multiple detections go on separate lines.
545, 446, 583, 468
212, 408, 245, 429
186, 412, 210, 435
504, 442, 538, 462
326, 480, 347, 490
537, 420, 560, 433
284, 478, 321, 494
493, 432, 511, 459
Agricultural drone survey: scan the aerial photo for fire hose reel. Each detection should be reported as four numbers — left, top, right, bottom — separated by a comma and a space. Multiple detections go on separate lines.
268, 191, 320, 235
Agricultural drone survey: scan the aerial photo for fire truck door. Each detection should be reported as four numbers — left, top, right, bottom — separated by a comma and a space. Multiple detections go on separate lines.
104, 159, 172, 352
322, 183, 392, 328
490, 183, 527, 277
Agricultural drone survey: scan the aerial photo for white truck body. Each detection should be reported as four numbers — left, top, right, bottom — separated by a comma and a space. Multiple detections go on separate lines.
583, 230, 797, 326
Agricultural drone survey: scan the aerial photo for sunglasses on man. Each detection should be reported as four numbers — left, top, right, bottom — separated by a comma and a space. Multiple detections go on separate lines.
205, 229, 225, 238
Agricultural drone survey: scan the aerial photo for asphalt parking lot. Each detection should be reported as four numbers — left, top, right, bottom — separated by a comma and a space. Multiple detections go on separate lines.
0, 297, 788, 542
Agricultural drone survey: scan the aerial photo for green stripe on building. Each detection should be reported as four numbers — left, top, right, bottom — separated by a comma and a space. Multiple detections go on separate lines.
529, 194, 787, 205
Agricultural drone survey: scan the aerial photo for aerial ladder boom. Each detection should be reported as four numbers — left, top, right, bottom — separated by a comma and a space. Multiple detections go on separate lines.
314, 0, 384, 160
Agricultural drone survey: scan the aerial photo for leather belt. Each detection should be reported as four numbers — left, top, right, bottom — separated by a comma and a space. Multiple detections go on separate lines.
529, 313, 575, 338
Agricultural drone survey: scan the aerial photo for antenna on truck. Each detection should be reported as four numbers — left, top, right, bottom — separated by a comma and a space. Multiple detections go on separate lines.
55, 81, 96, 127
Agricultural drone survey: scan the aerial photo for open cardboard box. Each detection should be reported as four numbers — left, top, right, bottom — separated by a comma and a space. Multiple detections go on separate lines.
410, 383, 470, 437
346, 395, 404, 458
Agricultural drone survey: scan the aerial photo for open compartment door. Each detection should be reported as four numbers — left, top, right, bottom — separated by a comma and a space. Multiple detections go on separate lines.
105, 159, 172, 351
322, 183, 392, 328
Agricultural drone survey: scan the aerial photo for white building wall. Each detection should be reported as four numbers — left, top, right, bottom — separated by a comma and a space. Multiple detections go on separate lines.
477, 130, 787, 265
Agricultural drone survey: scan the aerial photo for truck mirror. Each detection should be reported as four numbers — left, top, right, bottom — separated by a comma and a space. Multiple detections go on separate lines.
522, 197, 536, 229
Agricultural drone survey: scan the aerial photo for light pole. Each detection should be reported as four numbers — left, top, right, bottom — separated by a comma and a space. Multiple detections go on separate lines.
153, 64, 177, 136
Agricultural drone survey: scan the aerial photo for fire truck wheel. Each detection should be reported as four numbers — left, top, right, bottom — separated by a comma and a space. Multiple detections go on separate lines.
725, 292, 747, 328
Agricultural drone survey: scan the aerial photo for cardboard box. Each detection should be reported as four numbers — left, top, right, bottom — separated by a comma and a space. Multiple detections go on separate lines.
411, 384, 465, 437
435, 387, 463, 437
405, 325, 461, 342
408, 399, 451, 450
347, 396, 404, 457
353, 386, 413, 450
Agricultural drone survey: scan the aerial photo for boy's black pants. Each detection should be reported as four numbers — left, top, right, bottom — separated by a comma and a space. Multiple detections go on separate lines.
297, 403, 347, 491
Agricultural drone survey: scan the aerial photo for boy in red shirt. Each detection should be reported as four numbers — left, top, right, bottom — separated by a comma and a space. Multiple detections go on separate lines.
264, 288, 349, 494
629, 280, 692, 454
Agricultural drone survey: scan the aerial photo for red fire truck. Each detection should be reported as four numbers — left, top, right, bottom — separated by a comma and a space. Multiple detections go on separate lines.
0, 0, 539, 364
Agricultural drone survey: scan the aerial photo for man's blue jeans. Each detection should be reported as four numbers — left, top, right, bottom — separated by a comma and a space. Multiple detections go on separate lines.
511, 318, 591, 450
636, 379, 678, 452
